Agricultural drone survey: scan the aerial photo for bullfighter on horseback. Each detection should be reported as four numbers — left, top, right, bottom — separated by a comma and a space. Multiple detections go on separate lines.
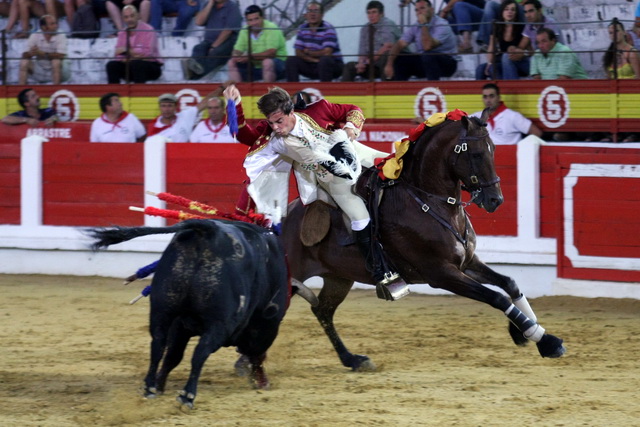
224, 84, 409, 300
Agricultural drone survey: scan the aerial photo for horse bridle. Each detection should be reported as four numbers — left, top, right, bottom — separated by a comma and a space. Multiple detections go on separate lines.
453, 127, 501, 204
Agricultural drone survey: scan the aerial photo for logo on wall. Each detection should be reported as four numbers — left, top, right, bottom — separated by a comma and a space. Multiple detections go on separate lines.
538, 85, 570, 129
175, 89, 202, 111
415, 87, 446, 120
48, 89, 79, 122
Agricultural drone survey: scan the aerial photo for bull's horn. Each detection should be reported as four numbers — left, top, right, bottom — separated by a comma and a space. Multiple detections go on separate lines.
290, 278, 319, 307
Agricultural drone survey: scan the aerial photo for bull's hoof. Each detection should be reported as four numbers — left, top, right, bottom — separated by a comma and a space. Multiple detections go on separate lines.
176, 391, 195, 410
234, 354, 251, 377
508, 322, 529, 347
250, 366, 271, 390
350, 354, 376, 372
536, 334, 566, 358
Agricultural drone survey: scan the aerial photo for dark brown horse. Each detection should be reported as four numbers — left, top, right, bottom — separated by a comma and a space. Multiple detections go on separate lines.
281, 112, 565, 371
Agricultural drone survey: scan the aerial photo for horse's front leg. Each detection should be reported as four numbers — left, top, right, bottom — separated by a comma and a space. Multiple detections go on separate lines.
431, 265, 566, 358
463, 255, 553, 348
313, 275, 375, 371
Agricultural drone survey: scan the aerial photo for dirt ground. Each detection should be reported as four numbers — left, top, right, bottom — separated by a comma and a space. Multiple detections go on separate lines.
0, 274, 638, 427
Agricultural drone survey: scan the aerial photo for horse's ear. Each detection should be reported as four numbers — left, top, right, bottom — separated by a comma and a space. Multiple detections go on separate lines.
461, 114, 472, 130
480, 108, 491, 125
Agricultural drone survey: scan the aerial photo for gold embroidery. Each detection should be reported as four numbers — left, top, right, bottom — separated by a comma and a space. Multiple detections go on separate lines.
346, 110, 365, 130
296, 113, 331, 135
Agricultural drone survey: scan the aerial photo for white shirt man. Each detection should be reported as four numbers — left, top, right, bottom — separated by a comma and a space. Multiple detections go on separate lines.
90, 93, 146, 143
189, 97, 236, 143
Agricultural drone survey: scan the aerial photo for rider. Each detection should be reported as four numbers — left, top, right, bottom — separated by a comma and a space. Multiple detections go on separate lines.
224, 85, 408, 300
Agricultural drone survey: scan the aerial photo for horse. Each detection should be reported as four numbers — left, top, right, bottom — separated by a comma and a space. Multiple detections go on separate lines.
281, 111, 566, 371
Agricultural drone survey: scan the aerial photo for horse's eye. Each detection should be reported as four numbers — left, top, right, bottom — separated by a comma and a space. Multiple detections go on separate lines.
472, 153, 483, 160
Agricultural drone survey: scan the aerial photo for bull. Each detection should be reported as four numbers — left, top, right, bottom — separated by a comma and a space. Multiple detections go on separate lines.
89, 219, 290, 409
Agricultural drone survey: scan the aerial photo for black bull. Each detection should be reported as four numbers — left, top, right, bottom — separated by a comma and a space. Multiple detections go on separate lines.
90, 219, 289, 409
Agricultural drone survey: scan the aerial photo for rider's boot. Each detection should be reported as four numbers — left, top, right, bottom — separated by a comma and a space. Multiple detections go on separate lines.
354, 224, 409, 301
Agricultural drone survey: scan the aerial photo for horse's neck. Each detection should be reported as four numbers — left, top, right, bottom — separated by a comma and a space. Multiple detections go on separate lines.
406, 142, 460, 198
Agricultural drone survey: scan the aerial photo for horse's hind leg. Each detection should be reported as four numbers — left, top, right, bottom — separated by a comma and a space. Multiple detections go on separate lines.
463, 256, 548, 348
313, 275, 375, 371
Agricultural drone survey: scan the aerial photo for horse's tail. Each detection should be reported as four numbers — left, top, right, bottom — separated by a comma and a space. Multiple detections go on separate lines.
87, 219, 216, 250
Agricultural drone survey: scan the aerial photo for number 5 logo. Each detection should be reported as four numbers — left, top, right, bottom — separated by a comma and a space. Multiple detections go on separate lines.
48, 89, 79, 122
538, 85, 570, 129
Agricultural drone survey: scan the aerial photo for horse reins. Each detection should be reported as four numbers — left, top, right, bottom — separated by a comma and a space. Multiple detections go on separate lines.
454, 127, 501, 204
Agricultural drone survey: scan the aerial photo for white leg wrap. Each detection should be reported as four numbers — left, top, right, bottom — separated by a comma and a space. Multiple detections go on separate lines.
513, 294, 537, 323
523, 324, 545, 342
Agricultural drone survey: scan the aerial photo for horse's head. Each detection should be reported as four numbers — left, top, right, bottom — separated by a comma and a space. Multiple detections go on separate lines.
451, 111, 504, 213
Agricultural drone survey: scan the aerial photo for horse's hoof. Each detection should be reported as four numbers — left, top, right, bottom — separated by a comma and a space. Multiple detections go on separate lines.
508, 322, 528, 347
144, 386, 158, 399
536, 334, 566, 358
176, 392, 195, 410
351, 354, 376, 372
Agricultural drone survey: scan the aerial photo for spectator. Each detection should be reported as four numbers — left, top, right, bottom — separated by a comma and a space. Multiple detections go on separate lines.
90, 92, 146, 142
471, 83, 543, 145
182, 0, 241, 80
9, 0, 45, 38
530, 27, 587, 79
226, 4, 286, 83
476, 0, 530, 80
1, 0, 20, 36
106, 5, 163, 83
341, 1, 400, 82
189, 97, 236, 142
106, 0, 150, 31
18, 14, 70, 84
628, 21, 640, 51
149, 0, 198, 36
439, 0, 485, 53
522, 0, 562, 50
384, 0, 458, 81
285, 1, 343, 82
1, 88, 57, 126
477, 0, 524, 49
147, 89, 222, 142
603, 20, 640, 79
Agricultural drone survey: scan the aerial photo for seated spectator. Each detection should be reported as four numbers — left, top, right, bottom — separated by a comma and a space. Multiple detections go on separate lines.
90, 92, 146, 142
226, 4, 286, 83
530, 27, 587, 79
477, 0, 524, 49
106, 0, 149, 31
106, 5, 163, 83
1, 0, 20, 35
1, 88, 57, 126
628, 22, 640, 50
341, 1, 400, 82
147, 89, 223, 142
183, 0, 241, 80
285, 1, 343, 82
439, 0, 485, 53
384, 0, 458, 81
603, 19, 640, 79
471, 83, 543, 145
8, 0, 45, 38
150, 0, 198, 36
476, 0, 530, 80
18, 14, 70, 84
189, 97, 236, 142
522, 0, 562, 50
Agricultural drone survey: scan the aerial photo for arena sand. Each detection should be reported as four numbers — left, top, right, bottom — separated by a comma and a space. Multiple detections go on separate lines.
0, 274, 638, 427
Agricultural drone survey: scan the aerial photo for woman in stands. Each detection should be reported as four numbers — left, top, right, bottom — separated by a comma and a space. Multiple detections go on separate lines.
475, 0, 531, 80
603, 19, 640, 80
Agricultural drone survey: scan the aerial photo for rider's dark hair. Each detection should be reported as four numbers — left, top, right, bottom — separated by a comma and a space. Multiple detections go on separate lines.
99, 92, 120, 113
257, 87, 294, 117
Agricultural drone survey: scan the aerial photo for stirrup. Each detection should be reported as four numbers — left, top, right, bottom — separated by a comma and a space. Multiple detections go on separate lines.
375, 276, 410, 301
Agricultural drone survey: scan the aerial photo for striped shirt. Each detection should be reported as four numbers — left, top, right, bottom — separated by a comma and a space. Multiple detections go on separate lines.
293, 20, 342, 60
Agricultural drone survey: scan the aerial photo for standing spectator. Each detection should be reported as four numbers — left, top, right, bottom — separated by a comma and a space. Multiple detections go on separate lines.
106, 0, 149, 31
384, 0, 458, 81
439, 0, 485, 53
1, 88, 57, 126
522, 0, 562, 50
149, 0, 198, 36
603, 20, 640, 79
477, 0, 524, 49
476, 0, 530, 80
182, 0, 241, 80
106, 5, 163, 83
189, 97, 236, 142
471, 83, 542, 145
226, 4, 286, 83
530, 28, 587, 79
90, 92, 146, 142
285, 1, 343, 82
147, 90, 221, 142
18, 14, 70, 84
341, 1, 400, 82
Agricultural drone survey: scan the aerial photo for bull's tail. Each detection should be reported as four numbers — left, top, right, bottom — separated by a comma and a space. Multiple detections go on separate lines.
88, 219, 218, 250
